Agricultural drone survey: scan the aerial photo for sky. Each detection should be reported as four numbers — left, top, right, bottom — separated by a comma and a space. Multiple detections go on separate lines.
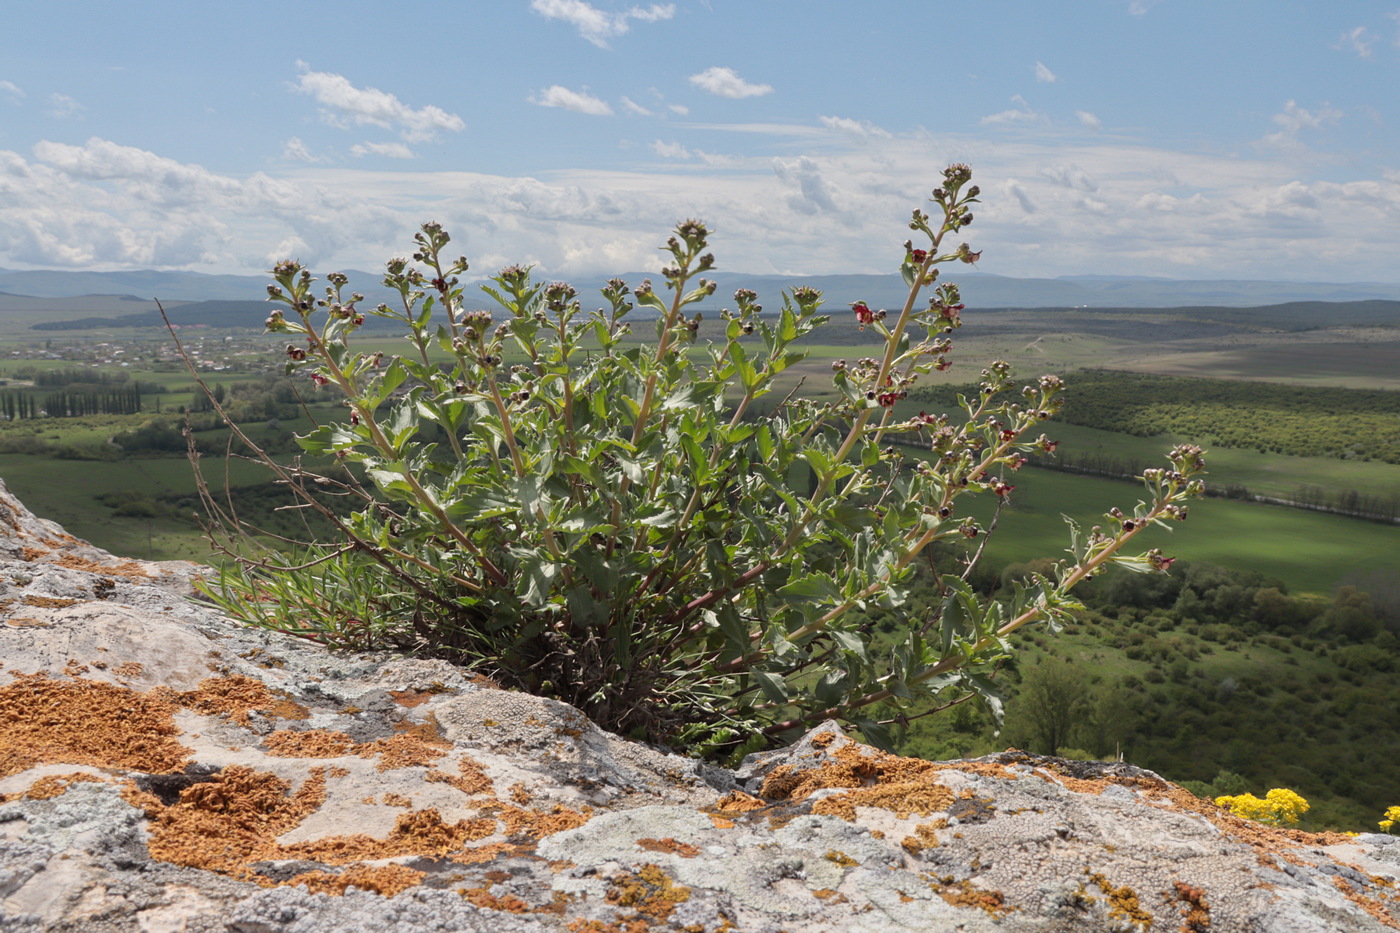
2, 0, 1400, 285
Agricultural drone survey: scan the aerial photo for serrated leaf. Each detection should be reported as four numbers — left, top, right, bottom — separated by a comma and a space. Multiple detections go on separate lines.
778, 573, 842, 603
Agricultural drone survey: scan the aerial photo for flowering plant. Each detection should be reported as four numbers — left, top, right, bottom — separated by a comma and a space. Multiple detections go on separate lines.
1379, 806, 1400, 833
190, 165, 1205, 753
1215, 789, 1310, 826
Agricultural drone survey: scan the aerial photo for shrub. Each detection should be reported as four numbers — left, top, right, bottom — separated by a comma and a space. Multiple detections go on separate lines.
187, 166, 1205, 754
1216, 788, 1310, 826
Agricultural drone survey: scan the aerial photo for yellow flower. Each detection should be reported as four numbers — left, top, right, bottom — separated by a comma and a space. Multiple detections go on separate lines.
1381, 819, 1395, 833
1215, 788, 1308, 826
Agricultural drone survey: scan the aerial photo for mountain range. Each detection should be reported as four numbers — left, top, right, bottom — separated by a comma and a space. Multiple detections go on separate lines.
5, 266, 1400, 310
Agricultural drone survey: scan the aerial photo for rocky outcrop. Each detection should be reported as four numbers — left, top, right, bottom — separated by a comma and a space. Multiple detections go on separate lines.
2, 476, 1399, 932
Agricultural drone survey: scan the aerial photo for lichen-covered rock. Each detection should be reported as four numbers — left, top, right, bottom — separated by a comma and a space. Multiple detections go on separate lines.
2, 477, 1399, 931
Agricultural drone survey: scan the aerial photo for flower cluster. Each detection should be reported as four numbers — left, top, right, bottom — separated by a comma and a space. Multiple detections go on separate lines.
1379, 806, 1400, 833
1215, 788, 1310, 826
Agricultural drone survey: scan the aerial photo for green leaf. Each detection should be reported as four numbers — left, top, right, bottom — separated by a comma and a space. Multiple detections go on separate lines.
778, 573, 842, 603
753, 672, 790, 704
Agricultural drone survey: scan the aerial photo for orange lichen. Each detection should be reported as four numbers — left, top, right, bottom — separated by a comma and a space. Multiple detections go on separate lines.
49, 553, 153, 579
263, 729, 356, 758
459, 883, 533, 913
22, 595, 80, 610
606, 863, 691, 922
287, 864, 426, 897
20, 771, 108, 800
389, 685, 452, 708
0, 673, 188, 778
812, 888, 847, 903
714, 790, 766, 813
61, 659, 90, 677
900, 821, 944, 854
760, 742, 937, 801
636, 837, 701, 858
927, 876, 1014, 917
824, 850, 858, 868
1087, 872, 1153, 928
509, 781, 532, 804
111, 661, 144, 679
139, 765, 329, 877
357, 720, 451, 771
1170, 881, 1211, 932
279, 809, 497, 864
495, 803, 593, 838
1332, 877, 1397, 927
424, 754, 494, 796
178, 675, 308, 726
383, 792, 414, 808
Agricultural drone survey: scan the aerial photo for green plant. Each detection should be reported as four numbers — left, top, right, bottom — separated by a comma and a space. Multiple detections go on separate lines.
187, 165, 1205, 753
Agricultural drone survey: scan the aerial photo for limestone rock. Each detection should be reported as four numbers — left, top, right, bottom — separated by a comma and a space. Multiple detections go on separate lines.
1, 476, 1398, 931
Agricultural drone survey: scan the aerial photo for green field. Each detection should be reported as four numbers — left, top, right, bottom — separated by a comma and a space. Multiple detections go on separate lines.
954, 465, 1398, 595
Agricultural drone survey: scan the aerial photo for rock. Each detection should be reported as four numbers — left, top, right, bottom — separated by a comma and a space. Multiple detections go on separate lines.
1, 476, 1399, 931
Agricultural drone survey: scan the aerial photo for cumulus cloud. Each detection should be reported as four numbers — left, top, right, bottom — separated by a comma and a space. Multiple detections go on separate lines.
689, 67, 773, 99
530, 0, 675, 48
293, 65, 464, 142
0, 80, 23, 104
1076, 110, 1102, 131
47, 93, 84, 119
351, 141, 415, 159
1035, 61, 1056, 83
819, 115, 892, 139
1334, 26, 1374, 58
530, 85, 614, 116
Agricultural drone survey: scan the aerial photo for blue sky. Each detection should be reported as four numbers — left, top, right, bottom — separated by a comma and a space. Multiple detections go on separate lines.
2, 0, 1399, 284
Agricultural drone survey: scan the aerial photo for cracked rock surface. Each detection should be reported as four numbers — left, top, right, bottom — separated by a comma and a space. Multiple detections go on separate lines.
2, 476, 1399, 932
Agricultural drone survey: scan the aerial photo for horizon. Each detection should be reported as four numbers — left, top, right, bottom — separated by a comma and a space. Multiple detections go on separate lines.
3, 2, 1400, 283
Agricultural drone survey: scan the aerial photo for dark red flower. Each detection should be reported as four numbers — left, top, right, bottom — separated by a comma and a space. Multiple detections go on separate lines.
910, 248, 928, 263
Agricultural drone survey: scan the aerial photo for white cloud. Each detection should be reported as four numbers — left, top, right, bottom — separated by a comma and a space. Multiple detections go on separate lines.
47, 93, 84, 119
1129, 0, 1164, 14
689, 67, 773, 99
981, 95, 1039, 125
293, 65, 464, 142
530, 85, 614, 116
1035, 61, 1056, 83
620, 96, 653, 116
1005, 179, 1036, 213
668, 103, 690, 115
1076, 110, 1102, 131
1039, 163, 1098, 192
281, 137, 325, 163
530, 0, 675, 48
771, 155, 840, 214
651, 140, 691, 159
1336, 26, 1375, 58
818, 115, 892, 139
0, 80, 23, 104
351, 141, 415, 159
1260, 99, 1342, 149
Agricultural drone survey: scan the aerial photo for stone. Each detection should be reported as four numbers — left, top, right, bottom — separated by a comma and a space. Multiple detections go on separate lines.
1, 476, 1398, 931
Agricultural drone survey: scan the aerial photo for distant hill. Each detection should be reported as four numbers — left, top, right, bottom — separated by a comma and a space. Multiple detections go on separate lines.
5, 265, 1400, 309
